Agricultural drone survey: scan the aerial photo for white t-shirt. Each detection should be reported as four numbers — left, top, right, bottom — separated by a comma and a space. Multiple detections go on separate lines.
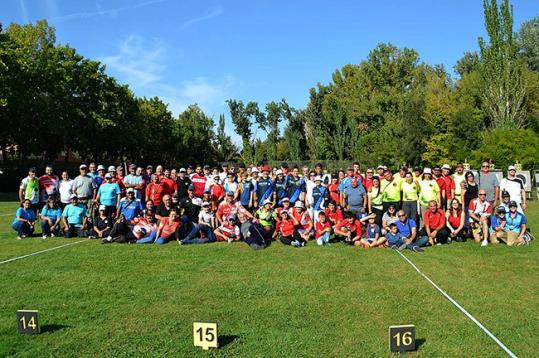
305, 180, 316, 205
224, 181, 238, 194
500, 177, 524, 204
59, 179, 74, 204
198, 210, 214, 225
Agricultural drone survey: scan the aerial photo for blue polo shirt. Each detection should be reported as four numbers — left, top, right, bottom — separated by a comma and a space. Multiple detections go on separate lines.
12, 207, 36, 226
505, 212, 527, 233
98, 182, 121, 207
118, 198, 143, 221
395, 218, 417, 238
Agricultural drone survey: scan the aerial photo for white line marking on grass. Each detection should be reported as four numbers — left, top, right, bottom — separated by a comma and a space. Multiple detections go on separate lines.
0, 240, 89, 265
0, 213, 13, 217
396, 250, 517, 358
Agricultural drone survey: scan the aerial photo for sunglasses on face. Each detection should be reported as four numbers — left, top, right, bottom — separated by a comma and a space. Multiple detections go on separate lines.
479, 194, 486, 196
398, 214, 405, 217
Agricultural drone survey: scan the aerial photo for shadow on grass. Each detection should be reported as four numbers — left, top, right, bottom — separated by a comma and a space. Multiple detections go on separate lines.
41, 324, 71, 333
416, 338, 426, 350
219, 334, 239, 348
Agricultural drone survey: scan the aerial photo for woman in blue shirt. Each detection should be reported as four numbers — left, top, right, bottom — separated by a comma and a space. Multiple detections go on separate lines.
40, 197, 63, 238
12, 199, 36, 239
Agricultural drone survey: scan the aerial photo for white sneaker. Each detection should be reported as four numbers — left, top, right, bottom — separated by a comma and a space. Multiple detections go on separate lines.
42, 234, 48, 239
51, 233, 55, 238
481, 240, 488, 247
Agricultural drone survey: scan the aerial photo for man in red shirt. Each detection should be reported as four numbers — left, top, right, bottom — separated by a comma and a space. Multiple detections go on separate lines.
334, 211, 363, 244
327, 174, 341, 206
364, 168, 374, 192
191, 165, 207, 198
39, 165, 59, 204
161, 169, 177, 196
419, 200, 448, 245
145, 174, 167, 207
441, 164, 456, 207
433, 167, 446, 209
114, 166, 126, 196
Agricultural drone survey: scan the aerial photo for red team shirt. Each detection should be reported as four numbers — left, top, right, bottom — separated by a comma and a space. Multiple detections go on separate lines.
327, 183, 341, 205
191, 174, 207, 198
336, 219, 362, 237
324, 207, 343, 226
315, 220, 331, 239
275, 218, 296, 237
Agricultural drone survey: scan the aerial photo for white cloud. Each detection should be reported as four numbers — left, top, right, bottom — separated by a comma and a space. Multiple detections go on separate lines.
49, 0, 169, 22
180, 5, 224, 30
99, 35, 236, 117
19, 0, 29, 23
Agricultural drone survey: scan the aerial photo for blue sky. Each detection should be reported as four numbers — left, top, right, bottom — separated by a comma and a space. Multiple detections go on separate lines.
2, 0, 539, 136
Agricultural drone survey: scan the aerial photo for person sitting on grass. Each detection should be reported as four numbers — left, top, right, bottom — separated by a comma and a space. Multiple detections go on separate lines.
236, 212, 267, 250
12, 199, 36, 240
419, 200, 449, 245
469, 189, 493, 246
446, 198, 467, 242
40, 197, 62, 238
385, 223, 424, 252
214, 215, 241, 243
314, 211, 332, 246
324, 200, 343, 228
358, 214, 386, 248
273, 210, 306, 248
133, 208, 159, 244
89, 205, 113, 239
395, 210, 426, 248
179, 202, 217, 245
154, 208, 181, 245
255, 199, 277, 236
489, 205, 507, 245
334, 210, 364, 245
291, 201, 314, 242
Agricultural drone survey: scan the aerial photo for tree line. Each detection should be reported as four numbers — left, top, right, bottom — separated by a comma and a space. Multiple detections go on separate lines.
1, 0, 539, 170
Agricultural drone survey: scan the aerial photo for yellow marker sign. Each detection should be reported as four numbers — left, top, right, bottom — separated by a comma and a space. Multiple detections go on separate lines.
193, 322, 218, 350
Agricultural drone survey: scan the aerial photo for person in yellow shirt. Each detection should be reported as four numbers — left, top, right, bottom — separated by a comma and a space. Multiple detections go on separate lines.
418, 168, 441, 217
368, 176, 384, 226
401, 172, 420, 223
381, 169, 401, 212
412, 166, 422, 183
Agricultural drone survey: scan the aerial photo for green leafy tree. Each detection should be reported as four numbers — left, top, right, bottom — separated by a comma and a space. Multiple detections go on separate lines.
517, 15, 539, 71
226, 99, 259, 164
479, 0, 528, 129
175, 104, 216, 165
215, 114, 239, 163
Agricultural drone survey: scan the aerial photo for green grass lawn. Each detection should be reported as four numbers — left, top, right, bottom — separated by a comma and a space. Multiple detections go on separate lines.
0, 200, 538, 357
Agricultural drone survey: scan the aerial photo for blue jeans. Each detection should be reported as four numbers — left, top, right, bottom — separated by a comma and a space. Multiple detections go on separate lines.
412, 235, 429, 247
12, 221, 33, 237
316, 232, 330, 245
136, 231, 157, 244
181, 224, 216, 244
389, 238, 422, 251
41, 220, 60, 236
155, 237, 169, 245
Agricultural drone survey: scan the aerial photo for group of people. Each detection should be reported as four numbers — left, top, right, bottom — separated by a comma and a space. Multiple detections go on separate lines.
13, 160, 532, 250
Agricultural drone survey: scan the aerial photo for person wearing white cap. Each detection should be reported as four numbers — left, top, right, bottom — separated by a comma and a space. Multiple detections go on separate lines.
89, 204, 113, 239
499, 165, 526, 212
176, 167, 192, 200
418, 168, 441, 217
71, 164, 96, 211
273, 169, 288, 206
93, 165, 106, 188
95, 173, 121, 217
61, 194, 89, 238
255, 198, 277, 234
123, 163, 144, 200
309, 176, 328, 222
291, 200, 314, 241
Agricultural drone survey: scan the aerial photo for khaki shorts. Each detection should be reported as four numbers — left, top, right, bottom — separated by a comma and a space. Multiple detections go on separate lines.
495, 231, 520, 246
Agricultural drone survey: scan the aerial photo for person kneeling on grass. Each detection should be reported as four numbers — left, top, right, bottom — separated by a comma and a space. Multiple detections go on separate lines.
333, 211, 365, 245
358, 214, 386, 248
500, 201, 527, 246
61, 195, 89, 238
315, 211, 332, 246
12, 199, 36, 240
273, 210, 306, 247
214, 215, 241, 243
489, 205, 506, 245
386, 223, 424, 252
89, 205, 113, 239
40, 197, 62, 238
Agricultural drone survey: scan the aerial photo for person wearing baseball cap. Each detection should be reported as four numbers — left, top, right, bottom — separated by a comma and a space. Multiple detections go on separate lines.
273, 169, 288, 206
255, 166, 274, 208
488, 205, 507, 244
418, 168, 441, 216
452, 163, 466, 205
95, 172, 121, 217
61, 194, 89, 238
89, 204, 113, 239
123, 163, 144, 200
498, 200, 527, 246
255, 198, 277, 234
71, 164, 96, 211
176, 167, 192, 200
440, 164, 456, 210
290, 200, 314, 241
499, 165, 526, 213
310, 176, 328, 222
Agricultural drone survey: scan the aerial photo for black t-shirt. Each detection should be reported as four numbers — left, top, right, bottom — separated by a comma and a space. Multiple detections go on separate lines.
176, 177, 192, 200
464, 183, 479, 207
156, 203, 173, 218
180, 197, 201, 223
95, 216, 113, 231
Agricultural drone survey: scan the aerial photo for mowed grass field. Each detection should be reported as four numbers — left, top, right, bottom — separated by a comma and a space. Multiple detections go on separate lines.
0, 199, 538, 357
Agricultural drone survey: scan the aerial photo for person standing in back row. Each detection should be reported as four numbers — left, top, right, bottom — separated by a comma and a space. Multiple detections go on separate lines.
499, 165, 526, 213
477, 160, 499, 208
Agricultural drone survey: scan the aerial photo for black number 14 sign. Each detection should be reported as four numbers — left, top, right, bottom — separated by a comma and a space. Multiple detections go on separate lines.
17, 310, 40, 335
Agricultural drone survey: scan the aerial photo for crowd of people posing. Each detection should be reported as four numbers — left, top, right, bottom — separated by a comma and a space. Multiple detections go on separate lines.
13, 160, 532, 250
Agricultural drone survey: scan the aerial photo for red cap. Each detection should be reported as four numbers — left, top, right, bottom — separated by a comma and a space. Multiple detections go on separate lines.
261, 165, 270, 172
